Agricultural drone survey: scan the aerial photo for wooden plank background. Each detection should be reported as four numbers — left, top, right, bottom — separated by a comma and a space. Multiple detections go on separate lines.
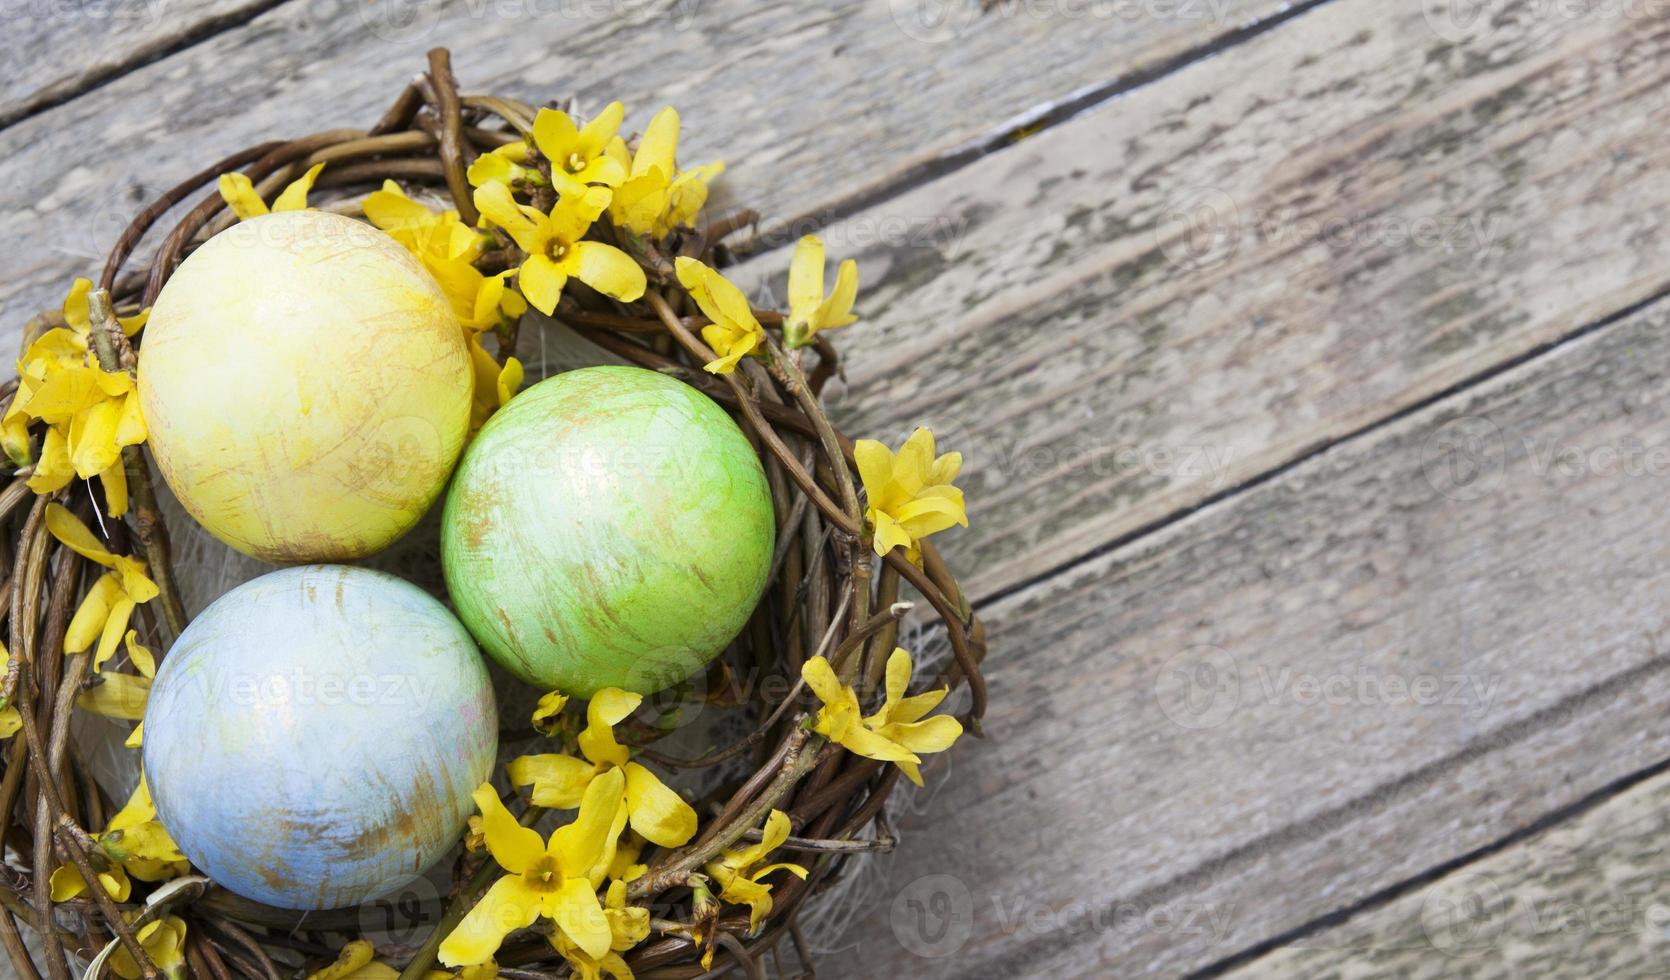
3, 0, 1669, 977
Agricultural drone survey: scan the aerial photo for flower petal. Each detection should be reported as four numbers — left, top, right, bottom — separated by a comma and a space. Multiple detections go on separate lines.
45, 503, 118, 567
93, 596, 135, 673
26, 426, 73, 495
815, 258, 860, 330
632, 107, 680, 181
473, 783, 544, 876
506, 753, 595, 810
547, 876, 612, 962
622, 762, 697, 847
125, 631, 156, 679
577, 101, 625, 160
567, 242, 646, 303
787, 235, 825, 325
578, 688, 638, 768
75, 673, 150, 720
886, 714, 964, 756
518, 255, 568, 317
438, 874, 543, 967
799, 657, 846, 710
550, 767, 625, 878
532, 107, 582, 166
100, 460, 129, 518
473, 182, 544, 253
273, 163, 325, 212
497, 357, 524, 407
65, 573, 122, 656
217, 172, 269, 220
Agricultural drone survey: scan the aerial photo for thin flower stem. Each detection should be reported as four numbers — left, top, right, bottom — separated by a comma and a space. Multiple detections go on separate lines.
736, 830, 893, 854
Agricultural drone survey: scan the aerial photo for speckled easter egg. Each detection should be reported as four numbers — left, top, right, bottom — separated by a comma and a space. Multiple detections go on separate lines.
441, 365, 775, 696
138, 210, 472, 563
143, 565, 496, 910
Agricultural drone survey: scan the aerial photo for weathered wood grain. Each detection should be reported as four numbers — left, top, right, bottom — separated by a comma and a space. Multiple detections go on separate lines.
738, 0, 1670, 600
1229, 765, 1670, 978
0, 0, 1286, 334
0, 0, 278, 127
818, 294, 1670, 978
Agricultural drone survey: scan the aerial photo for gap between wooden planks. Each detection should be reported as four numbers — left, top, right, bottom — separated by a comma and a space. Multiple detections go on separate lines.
0, 0, 1293, 332
0, 0, 284, 129
4, 0, 1670, 976
699, 0, 1670, 976
760, 0, 1670, 604
1225, 752, 1670, 977
818, 274, 1670, 979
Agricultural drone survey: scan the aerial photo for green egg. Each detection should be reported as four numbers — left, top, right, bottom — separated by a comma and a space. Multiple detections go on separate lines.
442, 365, 776, 696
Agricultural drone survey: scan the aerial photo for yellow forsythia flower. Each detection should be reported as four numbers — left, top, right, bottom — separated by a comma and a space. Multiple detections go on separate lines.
605, 107, 723, 239
47, 504, 158, 671
439, 773, 626, 967
550, 879, 648, 980
801, 648, 963, 786
0, 644, 20, 740
531, 690, 569, 736
473, 183, 645, 316
218, 162, 325, 221
110, 915, 187, 980
854, 426, 967, 564
704, 810, 807, 934
306, 939, 400, 980
8, 279, 149, 515
508, 688, 697, 848
467, 141, 536, 190
50, 777, 187, 903
784, 235, 858, 348
672, 257, 763, 374
77, 632, 157, 722
531, 103, 627, 197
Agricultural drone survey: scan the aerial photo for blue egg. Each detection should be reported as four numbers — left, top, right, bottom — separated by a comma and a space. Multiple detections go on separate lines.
143, 565, 496, 910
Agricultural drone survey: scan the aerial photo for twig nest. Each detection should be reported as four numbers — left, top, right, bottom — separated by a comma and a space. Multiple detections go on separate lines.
441, 365, 776, 696
142, 565, 497, 910
138, 211, 472, 562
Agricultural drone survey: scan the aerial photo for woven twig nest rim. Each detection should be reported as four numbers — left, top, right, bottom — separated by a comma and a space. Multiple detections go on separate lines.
0, 47, 987, 980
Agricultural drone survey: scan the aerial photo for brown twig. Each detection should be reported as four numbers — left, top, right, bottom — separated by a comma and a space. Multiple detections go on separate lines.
425, 48, 478, 225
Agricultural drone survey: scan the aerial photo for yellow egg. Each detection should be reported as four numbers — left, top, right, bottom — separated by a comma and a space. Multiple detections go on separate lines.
138, 210, 472, 562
